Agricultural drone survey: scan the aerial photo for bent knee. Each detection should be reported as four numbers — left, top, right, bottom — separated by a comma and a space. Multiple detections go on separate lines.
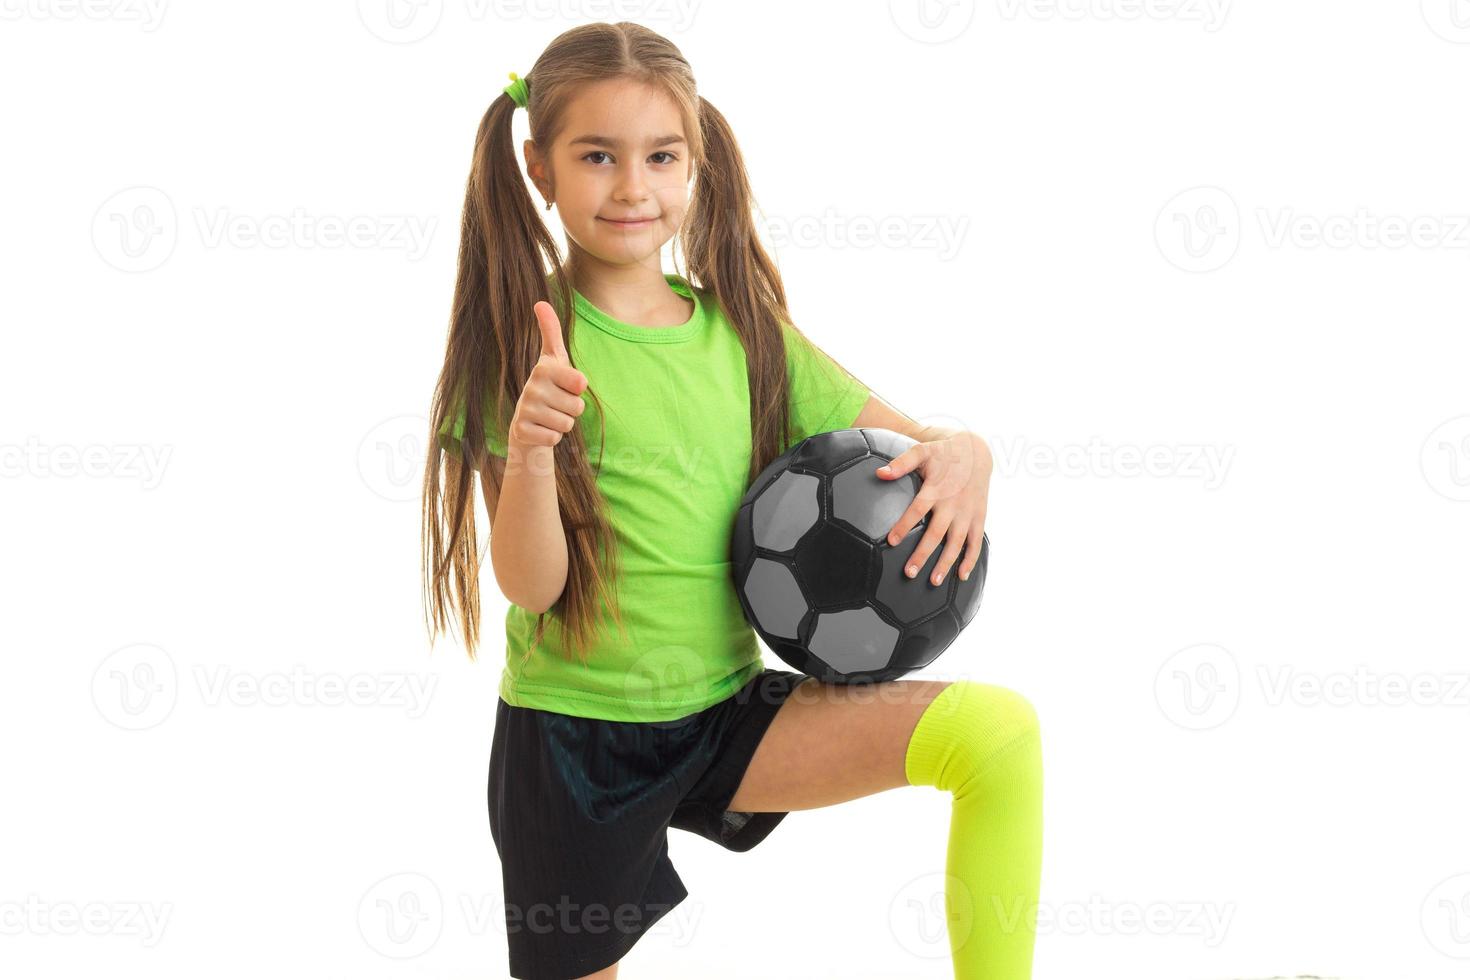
907, 681, 1041, 790
972, 682, 1040, 746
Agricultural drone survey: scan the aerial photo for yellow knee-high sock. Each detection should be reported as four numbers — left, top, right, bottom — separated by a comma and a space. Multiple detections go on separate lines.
904, 681, 1044, 980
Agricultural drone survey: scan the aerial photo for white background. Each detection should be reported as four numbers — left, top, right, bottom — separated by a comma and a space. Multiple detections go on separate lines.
3, 1, 1468, 978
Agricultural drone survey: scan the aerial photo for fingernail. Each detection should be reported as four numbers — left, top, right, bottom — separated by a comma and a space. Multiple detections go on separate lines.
960, 570, 969, 581
933, 574, 943, 586
906, 565, 917, 577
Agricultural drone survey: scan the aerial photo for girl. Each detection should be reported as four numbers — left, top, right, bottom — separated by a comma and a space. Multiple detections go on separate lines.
422, 22, 1042, 980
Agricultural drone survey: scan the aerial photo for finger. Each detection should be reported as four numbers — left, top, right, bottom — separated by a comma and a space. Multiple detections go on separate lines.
538, 356, 588, 395
511, 415, 563, 447
528, 402, 580, 434
930, 520, 970, 587
549, 387, 586, 419
876, 444, 926, 480
515, 405, 578, 443
901, 512, 953, 581
885, 488, 937, 547
958, 522, 987, 582
534, 301, 569, 363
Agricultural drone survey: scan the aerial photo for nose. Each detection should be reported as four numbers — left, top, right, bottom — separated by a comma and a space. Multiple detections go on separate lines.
612, 161, 650, 205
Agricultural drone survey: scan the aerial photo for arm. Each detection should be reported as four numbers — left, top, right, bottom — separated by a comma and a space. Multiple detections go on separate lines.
850, 391, 964, 444
481, 441, 569, 615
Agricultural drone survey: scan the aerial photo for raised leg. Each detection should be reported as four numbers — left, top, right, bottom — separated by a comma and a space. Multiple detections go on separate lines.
727, 676, 1043, 980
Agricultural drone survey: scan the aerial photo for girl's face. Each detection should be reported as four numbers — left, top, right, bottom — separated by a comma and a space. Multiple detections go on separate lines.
526, 79, 692, 270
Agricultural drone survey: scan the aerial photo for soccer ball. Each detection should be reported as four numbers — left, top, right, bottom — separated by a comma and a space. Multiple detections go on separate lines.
730, 427, 989, 684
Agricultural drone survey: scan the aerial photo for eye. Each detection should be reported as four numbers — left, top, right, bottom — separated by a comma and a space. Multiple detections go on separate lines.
580, 150, 679, 166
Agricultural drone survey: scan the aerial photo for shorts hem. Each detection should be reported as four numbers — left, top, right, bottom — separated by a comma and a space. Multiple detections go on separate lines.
680, 668, 804, 852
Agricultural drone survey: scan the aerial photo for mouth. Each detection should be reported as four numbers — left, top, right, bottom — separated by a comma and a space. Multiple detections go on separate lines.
599, 216, 657, 228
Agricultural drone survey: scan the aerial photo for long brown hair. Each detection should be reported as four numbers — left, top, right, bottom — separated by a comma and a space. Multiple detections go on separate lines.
422, 21, 869, 664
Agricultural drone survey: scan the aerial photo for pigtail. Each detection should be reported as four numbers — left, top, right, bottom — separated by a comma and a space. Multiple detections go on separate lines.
422, 84, 627, 665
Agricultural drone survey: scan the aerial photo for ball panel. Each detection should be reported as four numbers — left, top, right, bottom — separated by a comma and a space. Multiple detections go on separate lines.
809, 606, 900, 674
830, 454, 920, 542
743, 448, 793, 508
743, 558, 809, 640
753, 470, 820, 552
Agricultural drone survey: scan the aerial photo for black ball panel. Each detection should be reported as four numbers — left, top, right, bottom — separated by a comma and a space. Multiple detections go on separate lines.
790, 427, 868, 472
891, 608, 961, 674
731, 501, 754, 570
792, 521, 874, 608
875, 523, 953, 626
861, 427, 919, 461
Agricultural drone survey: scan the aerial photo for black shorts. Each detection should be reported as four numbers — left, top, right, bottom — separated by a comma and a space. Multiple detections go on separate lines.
487, 666, 806, 980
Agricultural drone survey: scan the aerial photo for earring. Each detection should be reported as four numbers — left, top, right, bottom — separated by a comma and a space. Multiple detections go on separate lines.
545, 200, 553, 211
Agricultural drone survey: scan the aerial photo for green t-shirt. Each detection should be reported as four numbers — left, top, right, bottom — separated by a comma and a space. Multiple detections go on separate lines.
439, 273, 870, 722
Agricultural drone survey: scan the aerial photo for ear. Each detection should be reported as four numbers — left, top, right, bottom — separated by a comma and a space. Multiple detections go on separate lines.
523, 139, 551, 198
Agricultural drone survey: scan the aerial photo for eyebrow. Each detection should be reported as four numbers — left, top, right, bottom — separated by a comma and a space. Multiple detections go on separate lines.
568, 134, 687, 149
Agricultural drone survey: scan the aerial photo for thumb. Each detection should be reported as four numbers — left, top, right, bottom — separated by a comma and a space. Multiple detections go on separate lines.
534, 301, 569, 363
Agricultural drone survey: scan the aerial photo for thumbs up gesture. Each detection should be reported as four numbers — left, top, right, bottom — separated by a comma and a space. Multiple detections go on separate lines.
510, 301, 589, 449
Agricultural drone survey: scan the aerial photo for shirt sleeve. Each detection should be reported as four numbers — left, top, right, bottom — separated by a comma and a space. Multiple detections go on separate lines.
437, 392, 510, 465
783, 321, 870, 445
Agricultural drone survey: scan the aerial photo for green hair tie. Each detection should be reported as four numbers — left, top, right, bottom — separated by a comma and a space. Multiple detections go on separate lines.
504, 71, 529, 109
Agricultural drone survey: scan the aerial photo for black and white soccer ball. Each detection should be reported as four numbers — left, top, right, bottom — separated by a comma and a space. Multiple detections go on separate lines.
730, 427, 989, 684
